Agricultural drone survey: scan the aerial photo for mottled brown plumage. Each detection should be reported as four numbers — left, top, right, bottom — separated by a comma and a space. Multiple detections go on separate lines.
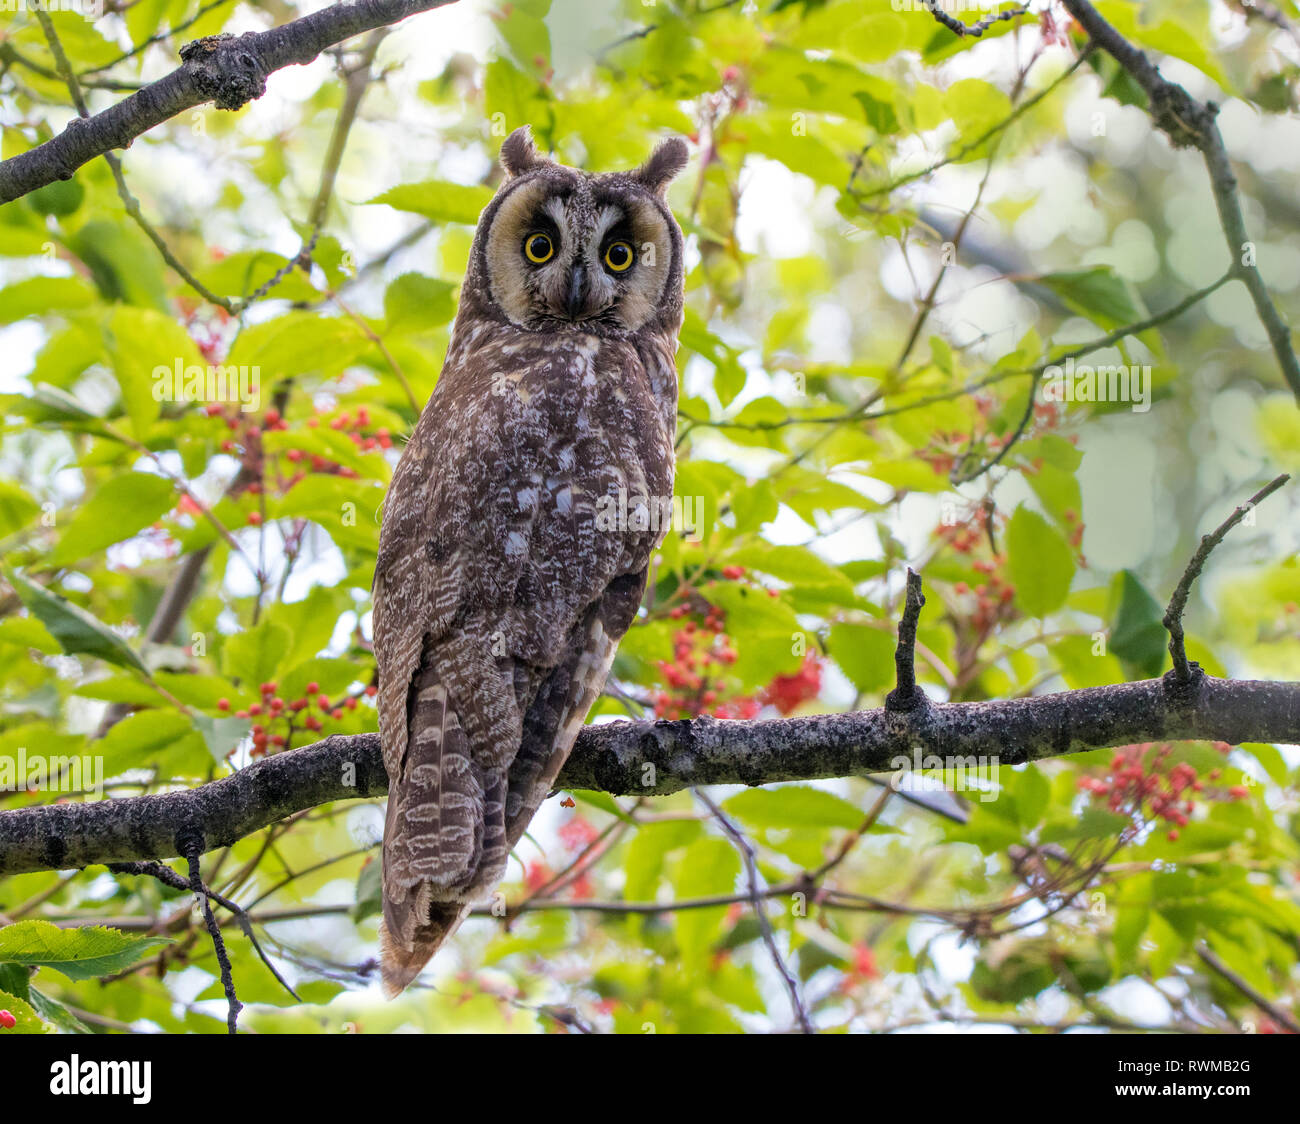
373, 127, 688, 995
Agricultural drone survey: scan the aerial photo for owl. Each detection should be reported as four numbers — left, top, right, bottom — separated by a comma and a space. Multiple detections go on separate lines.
371, 127, 689, 996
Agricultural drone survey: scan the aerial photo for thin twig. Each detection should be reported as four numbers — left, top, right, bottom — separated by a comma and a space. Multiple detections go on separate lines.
184, 848, 243, 1033
1162, 474, 1291, 680
109, 860, 301, 1002
696, 790, 815, 1034
1197, 942, 1300, 1033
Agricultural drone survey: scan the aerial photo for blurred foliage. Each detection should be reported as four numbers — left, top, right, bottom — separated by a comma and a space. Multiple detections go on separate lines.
0, 0, 1298, 1034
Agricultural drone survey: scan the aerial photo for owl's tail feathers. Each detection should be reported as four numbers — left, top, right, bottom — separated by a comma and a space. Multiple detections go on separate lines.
378, 896, 471, 999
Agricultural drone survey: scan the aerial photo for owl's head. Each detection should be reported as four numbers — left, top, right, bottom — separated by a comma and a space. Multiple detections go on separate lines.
460, 127, 689, 337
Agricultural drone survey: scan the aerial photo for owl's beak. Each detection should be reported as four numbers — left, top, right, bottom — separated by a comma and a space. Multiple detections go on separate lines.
564, 263, 588, 320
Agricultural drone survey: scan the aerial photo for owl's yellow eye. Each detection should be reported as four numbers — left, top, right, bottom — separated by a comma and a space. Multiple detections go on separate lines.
604, 241, 635, 273
523, 233, 554, 264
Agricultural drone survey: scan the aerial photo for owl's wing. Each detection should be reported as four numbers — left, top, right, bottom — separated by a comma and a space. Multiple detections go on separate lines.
376, 641, 503, 995
376, 570, 645, 997
504, 569, 646, 848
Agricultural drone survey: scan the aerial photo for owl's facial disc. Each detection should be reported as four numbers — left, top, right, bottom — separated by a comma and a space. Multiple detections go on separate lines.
484, 175, 676, 334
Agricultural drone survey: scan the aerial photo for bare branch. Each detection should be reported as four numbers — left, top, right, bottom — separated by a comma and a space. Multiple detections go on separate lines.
0, 0, 457, 205
4, 673, 1300, 878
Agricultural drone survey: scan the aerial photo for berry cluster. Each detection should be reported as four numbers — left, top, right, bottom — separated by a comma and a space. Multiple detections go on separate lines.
216, 679, 375, 757
941, 514, 1018, 633
760, 653, 823, 716
656, 601, 755, 720
839, 943, 880, 994
202, 403, 392, 512
1077, 741, 1248, 841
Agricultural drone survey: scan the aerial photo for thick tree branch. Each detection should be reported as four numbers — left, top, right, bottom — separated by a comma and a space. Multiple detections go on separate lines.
0, 0, 456, 205
3, 673, 1298, 878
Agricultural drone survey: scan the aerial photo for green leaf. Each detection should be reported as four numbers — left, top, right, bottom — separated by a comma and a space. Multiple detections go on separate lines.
100, 709, 204, 776
1037, 266, 1143, 330
1109, 569, 1167, 678
0, 921, 170, 982
27, 178, 84, 217
384, 272, 457, 330
672, 837, 740, 970
226, 313, 369, 380
484, 57, 538, 136
27, 987, 91, 1034
1040, 807, 1131, 843
353, 859, 382, 923
1006, 506, 1075, 617
730, 480, 778, 533
196, 250, 320, 302
0, 276, 96, 324
5, 570, 147, 674
0, 479, 40, 539
828, 622, 897, 694
221, 621, 291, 687
623, 820, 702, 935
723, 785, 865, 831
0, 989, 46, 1034
104, 306, 207, 437
191, 714, 252, 764
48, 472, 175, 566
365, 181, 494, 225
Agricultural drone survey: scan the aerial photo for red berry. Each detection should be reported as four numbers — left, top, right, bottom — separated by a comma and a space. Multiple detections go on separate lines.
248, 703, 262, 716
0, 1010, 15, 1029
216, 698, 230, 711
364, 684, 378, 697
317, 694, 330, 709
248, 511, 263, 526
306, 681, 319, 694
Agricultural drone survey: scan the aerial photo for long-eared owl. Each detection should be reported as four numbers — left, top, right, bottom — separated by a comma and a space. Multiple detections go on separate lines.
372, 127, 689, 995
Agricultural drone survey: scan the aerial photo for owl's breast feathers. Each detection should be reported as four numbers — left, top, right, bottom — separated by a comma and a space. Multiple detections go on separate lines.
373, 329, 677, 994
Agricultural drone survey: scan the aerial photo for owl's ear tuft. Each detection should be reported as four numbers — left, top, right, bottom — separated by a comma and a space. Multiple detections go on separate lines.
633, 136, 689, 197
501, 126, 545, 178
